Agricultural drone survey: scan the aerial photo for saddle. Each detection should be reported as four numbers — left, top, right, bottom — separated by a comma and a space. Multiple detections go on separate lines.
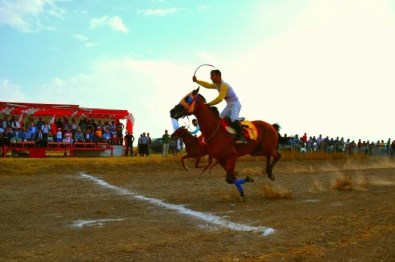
219, 118, 258, 141
197, 135, 206, 146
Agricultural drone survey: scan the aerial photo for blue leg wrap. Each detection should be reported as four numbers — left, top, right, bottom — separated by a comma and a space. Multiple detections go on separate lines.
234, 179, 246, 195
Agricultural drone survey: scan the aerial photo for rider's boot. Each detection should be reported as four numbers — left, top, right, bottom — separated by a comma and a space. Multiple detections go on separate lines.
232, 120, 247, 144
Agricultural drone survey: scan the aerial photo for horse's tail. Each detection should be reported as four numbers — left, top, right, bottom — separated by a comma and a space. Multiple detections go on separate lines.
272, 123, 281, 147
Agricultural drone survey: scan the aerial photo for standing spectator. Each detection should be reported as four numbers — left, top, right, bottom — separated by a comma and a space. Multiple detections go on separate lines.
2, 115, 8, 129
137, 134, 144, 156
316, 134, 323, 151
162, 130, 171, 156
147, 133, 152, 156
116, 121, 124, 145
71, 118, 78, 136
35, 128, 45, 147
140, 132, 149, 156
79, 117, 88, 132
9, 116, 19, 129
55, 118, 63, 131
301, 133, 308, 144
36, 117, 44, 131
28, 122, 37, 139
124, 131, 135, 156
387, 138, 392, 155
42, 120, 50, 147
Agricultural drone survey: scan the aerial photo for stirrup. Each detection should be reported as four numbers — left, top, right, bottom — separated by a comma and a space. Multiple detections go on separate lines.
235, 137, 247, 144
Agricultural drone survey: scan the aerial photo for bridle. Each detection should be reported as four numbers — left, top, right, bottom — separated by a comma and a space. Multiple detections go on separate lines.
177, 93, 221, 143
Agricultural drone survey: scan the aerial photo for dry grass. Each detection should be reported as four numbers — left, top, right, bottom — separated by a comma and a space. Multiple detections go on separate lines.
0, 150, 389, 177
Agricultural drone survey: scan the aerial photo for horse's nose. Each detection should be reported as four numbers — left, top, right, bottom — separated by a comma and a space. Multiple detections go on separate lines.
170, 107, 175, 117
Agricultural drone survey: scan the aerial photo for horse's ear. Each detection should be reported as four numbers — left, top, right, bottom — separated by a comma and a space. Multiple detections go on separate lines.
192, 86, 200, 95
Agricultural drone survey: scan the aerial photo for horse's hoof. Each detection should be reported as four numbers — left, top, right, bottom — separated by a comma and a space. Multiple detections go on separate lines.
240, 196, 247, 202
245, 176, 254, 183
268, 174, 275, 181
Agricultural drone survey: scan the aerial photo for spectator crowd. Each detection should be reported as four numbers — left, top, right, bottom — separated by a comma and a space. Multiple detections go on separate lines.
0, 115, 126, 148
279, 132, 395, 156
1, 114, 394, 157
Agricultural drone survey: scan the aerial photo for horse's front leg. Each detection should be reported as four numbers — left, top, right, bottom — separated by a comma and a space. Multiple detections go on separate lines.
201, 154, 213, 173
194, 156, 202, 168
225, 157, 237, 184
181, 155, 191, 171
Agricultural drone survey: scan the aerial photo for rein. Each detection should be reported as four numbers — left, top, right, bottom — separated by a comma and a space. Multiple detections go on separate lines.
205, 120, 221, 142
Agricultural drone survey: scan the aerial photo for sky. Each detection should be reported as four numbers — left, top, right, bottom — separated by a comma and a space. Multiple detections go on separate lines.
1, 0, 395, 142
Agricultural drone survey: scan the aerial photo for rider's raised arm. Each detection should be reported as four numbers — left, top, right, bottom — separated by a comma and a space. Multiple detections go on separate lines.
195, 79, 217, 89
207, 83, 228, 106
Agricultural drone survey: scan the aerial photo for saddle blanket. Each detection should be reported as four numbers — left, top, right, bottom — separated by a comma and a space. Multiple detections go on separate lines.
241, 120, 258, 141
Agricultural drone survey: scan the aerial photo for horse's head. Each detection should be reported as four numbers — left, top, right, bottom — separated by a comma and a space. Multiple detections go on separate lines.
170, 87, 201, 120
170, 126, 188, 139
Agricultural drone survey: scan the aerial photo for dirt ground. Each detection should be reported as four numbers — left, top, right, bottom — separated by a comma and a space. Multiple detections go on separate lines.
0, 157, 394, 261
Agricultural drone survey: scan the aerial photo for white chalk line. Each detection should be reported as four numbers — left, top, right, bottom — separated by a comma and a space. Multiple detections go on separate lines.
72, 218, 125, 228
80, 173, 275, 236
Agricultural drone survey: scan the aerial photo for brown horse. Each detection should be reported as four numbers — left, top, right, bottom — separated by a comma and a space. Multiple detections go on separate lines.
171, 126, 217, 173
170, 87, 281, 196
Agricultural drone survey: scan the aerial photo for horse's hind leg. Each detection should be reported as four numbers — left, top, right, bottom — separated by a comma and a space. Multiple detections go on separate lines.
267, 152, 282, 181
265, 156, 271, 175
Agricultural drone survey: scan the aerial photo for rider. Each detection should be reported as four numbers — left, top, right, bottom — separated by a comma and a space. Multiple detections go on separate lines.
189, 119, 200, 136
193, 69, 246, 143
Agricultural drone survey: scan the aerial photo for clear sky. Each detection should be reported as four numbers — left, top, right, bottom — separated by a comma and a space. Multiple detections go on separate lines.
1, 0, 394, 142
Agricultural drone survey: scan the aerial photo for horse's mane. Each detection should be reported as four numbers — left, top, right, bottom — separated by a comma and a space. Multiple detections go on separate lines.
198, 94, 219, 116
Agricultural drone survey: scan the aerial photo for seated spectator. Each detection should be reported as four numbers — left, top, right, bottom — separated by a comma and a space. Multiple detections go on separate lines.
22, 127, 32, 141
63, 130, 73, 144
74, 128, 84, 142
102, 129, 112, 144
47, 132, 54, 142
12, 127, 23, 142
56, 128, 62, 142
95, 126, 103, 142
85, 129, 93, 142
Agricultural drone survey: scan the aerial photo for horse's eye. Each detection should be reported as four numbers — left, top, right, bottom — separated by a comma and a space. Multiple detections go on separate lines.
184, 96, 193, 104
